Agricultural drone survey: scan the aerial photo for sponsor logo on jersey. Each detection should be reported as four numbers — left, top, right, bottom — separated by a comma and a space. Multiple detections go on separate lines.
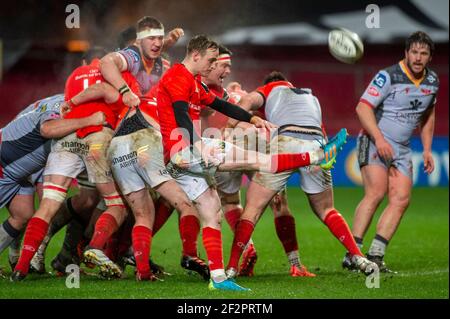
426, 74, 436, 83
368, 86, 380, 97
373, 73, 387, 88
421, 88, 432, 95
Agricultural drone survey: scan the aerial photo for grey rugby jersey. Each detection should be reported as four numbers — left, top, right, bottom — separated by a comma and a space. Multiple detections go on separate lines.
360, 60, 439, 145
0, 94, 63, 180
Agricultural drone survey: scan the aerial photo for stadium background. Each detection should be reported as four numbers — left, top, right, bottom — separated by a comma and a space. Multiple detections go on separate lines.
0, 0, 448, 187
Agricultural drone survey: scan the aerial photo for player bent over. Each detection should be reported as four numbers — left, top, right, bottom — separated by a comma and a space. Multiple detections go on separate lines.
156, 35, 347, 291
224, 71, 377, 278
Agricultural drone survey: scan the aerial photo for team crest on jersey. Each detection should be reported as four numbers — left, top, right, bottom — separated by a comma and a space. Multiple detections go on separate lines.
410, 99, 422, 110
373, 73, 387, 88
368, 86, 379, 97
426, 74, 436, 83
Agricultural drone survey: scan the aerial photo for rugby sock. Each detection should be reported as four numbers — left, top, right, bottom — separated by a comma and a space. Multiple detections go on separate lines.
153, 199, 174, 235
224, 208, 242, 232
132, 225, 152, 276
271, 153, 311, 173
89, 213, 119, 250
15, 217, 49, 275
104, 232, 119, 261
179, 215, 200, 257
0, 219, 20, 254
368, 234, 389, 257
324, 210, 362, 257
274, 216, 301, 266
59, 218, 85, 262
354, 236, 364, 250
9, 232, 23, 265
287, 251, 301, 268
117, 218, 133, 258
202, 227, 226, 282
227, 219, 254, 270
275, 215, 298, 254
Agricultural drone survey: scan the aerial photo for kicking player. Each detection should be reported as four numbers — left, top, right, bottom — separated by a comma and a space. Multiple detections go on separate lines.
200, 47, 313, 277
342, 31, 439, 273
225, 71, 377, 278
156, 35, 347, 291
0, 95, 104, 271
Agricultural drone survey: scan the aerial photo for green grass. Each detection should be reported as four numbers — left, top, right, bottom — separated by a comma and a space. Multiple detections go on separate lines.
0, 187, 448, 299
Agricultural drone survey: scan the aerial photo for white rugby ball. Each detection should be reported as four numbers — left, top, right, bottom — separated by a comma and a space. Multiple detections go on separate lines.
328, 28, 364, 64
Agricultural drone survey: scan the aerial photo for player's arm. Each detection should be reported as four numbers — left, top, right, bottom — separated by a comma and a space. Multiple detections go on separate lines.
40, 113, 105, 139
207, 96, 273, 130
162, 28, 184, 52
419, 104, 436, 174
99, 52, 139, 107
226, 91, 265, 128
173, 100, 202, 148
69, 82, 120, 106
356, 101, 394, 161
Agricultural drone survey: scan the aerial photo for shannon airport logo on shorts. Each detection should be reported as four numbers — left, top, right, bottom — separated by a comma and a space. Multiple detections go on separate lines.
112, 151, 138, 168
61, 141, 90, 155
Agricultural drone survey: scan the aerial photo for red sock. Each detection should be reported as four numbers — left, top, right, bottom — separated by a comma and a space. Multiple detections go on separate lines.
202, 227, 224, 271
275, 215, 298, 253
104, 232, 119, 261
224, 208, 242, 232
89, 213, 119, 250
179, 215, 200, 257
153, 199, 174, 235
271, 153, 311, 173
227, 219, 254, 270
324, 210, 362, 256
132, 225, 152, 276
15, 217, 49, 274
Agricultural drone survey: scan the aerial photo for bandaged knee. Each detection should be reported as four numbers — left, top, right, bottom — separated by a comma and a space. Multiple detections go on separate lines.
43, 183, 68, 203
103, 192, 125, 208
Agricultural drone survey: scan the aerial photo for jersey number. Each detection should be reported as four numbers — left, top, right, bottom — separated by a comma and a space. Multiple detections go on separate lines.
83, 78, 102, 90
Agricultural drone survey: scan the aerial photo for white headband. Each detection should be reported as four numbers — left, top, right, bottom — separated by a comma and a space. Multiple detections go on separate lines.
217, 54, 231, 62
136, 28, 165, 40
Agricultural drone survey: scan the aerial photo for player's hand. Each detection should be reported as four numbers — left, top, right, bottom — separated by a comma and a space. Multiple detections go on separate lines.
423, 151, 435, 174
88, 111, 107, 126
250, 116, 277, 130
199, 142, 222, 167
165, 28, 184, 48
375, 137, 394, 162
122, 90, 140, 108
60, 102, 71, 117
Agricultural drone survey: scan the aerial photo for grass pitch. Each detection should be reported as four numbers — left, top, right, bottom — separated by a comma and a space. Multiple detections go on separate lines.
0, 187, 448, 299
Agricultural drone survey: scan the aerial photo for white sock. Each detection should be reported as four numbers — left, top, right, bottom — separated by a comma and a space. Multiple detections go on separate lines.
210, 269, 227, 283
287, 250, 301, 267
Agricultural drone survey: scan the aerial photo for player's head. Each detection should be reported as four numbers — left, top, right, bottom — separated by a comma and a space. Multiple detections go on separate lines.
203, 44, 232, 87
263, 71, 287, 84
404, 31, 434, 75
81, 46, 108, 65
186, 35, 219, 77
136, 16, 164, 60
118, 26, 137, 50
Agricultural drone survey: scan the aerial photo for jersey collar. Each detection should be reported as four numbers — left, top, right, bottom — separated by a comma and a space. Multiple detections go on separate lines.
399, 60, 426, 87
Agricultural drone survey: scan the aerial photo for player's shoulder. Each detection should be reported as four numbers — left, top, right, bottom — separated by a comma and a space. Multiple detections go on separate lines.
424, 68, 439, 87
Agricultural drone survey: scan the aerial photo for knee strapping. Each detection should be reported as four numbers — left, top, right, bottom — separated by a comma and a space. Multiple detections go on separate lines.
43, 183, 68, 203
103, 193, 125, 208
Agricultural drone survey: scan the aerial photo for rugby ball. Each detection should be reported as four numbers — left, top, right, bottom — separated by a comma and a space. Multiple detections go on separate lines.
328, 28, 364, 64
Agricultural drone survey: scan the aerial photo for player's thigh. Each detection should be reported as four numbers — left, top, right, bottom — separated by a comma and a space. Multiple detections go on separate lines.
387, 167, 412, 209
360, 165, 389, 200
154, 180, 196, 215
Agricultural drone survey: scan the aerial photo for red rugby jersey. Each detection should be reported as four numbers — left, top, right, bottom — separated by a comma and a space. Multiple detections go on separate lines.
64, 58, 140, 138
157, 63, 216, 163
